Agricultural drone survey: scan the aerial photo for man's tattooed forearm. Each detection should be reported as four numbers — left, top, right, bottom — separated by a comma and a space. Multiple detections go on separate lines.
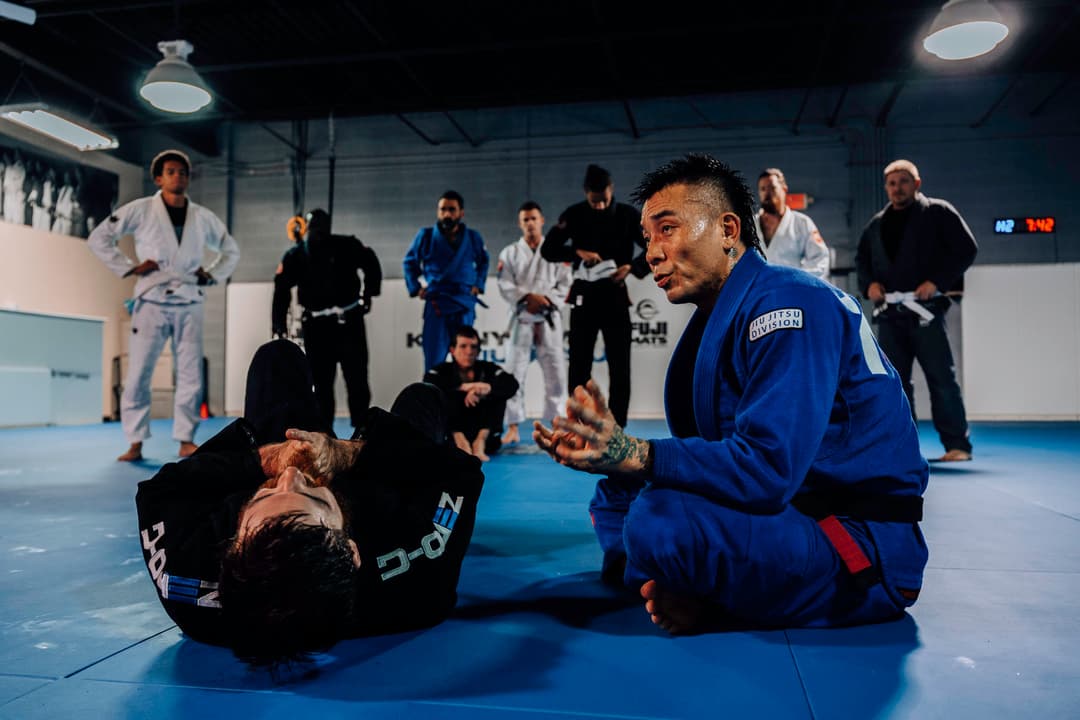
595, 427, 649, 471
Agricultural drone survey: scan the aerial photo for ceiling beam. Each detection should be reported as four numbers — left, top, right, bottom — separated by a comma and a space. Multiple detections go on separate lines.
827, 85, 849, 128
875, 81, 905, 128
395, 114, 440, 146
1029, 73, 1074, 117
443, 111, 478, 147
971, 5, 1080, 128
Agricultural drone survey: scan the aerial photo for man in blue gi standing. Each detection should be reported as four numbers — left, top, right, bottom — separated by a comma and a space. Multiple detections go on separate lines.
404, 191, 490, 371
535, 154, 929, 633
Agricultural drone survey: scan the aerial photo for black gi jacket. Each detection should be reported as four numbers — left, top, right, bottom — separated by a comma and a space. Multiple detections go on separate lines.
135, 408, 483, 646
855, 193, 977, 296
272, 233, 383, 335
540, 200, 650, 309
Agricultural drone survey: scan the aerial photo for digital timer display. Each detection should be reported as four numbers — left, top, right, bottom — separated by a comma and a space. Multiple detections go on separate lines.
994, 217, 1056, 234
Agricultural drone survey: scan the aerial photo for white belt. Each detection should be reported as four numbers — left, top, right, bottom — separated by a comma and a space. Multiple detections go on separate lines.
308, 299, 362, 318
881, 292, 936, 324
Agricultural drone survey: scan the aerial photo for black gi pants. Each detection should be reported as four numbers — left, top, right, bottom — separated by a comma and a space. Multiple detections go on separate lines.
244, 339, 445, 446
875, 303, 972, 454
301, 308, 370, 430
446, 395, 507, 454
569, 300, 632, 427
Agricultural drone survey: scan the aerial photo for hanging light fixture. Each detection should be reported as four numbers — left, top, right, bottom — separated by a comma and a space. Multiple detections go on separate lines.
923, 0, 1009, 60
0, 103, 118, 151
139, 40, 212, 113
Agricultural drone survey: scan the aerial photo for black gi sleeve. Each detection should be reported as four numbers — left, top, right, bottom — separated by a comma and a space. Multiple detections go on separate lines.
483, 362, 519, 401
353, 237, 383, 298
927, 202, 978, 293
271, 247, 300, 336
134, 420, 265, 645
540, 209, 579, 264
622, 205, 650, 279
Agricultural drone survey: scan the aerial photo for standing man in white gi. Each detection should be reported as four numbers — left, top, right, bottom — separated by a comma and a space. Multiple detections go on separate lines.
496, 201, 572, 445
89, 149, 240, 461
754, 168, 830, 279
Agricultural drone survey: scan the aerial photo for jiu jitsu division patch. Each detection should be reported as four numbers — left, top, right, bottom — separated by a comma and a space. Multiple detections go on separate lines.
749, 308, 804, 341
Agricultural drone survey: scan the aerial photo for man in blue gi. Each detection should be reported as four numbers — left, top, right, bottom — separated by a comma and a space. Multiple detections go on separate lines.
404, 191, 490, 371
535, 154, 928, 633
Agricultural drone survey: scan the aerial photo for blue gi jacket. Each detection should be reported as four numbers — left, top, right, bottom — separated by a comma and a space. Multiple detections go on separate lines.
650, 250, 928, 587
403, 224, 489, 313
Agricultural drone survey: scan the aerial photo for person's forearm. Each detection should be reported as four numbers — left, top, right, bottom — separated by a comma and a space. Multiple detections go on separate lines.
329, 438, 365, 474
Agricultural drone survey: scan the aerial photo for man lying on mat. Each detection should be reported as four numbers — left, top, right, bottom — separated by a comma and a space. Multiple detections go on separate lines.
136, 339, 483, 667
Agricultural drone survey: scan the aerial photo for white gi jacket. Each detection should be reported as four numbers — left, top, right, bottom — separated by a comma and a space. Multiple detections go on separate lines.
496, 238, 572, 321
754, 209, 830, 279
88, 191, 240, 304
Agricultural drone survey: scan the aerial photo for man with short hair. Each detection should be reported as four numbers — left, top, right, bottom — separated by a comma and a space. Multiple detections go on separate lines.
136, 339, 484, 667
754, 168, 830, 278
424, 326, 519, 461
89, 149, 240, 461
856, 159, 977, 462
496, 201, 573, 445
404, 191, 490, 371
540, 164, 649, 427
272, 208, 382, 430
536, 154, 928, 635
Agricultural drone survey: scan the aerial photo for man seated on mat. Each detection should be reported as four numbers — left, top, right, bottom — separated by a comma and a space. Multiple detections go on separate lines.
535, 154, 928, 634
135, 339, 484, 667
424, 325, 519, 462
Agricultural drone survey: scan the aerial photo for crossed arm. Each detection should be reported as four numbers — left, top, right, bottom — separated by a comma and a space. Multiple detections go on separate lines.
258, 430, 365, 483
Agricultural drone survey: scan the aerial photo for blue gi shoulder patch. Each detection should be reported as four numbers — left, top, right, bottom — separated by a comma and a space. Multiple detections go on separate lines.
749, 308, 804, 341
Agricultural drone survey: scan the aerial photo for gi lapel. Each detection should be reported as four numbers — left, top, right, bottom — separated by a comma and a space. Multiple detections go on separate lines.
692, 250, 764, 440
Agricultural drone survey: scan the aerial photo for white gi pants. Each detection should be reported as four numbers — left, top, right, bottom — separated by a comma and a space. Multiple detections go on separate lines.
123, 300, 204, 443
503, 313, 566, 426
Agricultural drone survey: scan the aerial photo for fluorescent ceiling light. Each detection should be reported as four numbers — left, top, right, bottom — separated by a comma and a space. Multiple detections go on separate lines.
923, 0, 1009, 60
140, 40, 212, 113
0, 1, 36, 25
0, 104, 118, 151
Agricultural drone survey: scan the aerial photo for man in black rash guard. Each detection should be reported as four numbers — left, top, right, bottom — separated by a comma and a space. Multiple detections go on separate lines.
135, 339, 484, 668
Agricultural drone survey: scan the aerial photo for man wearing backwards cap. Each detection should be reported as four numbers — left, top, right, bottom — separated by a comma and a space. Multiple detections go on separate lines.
89, 149, 240, 462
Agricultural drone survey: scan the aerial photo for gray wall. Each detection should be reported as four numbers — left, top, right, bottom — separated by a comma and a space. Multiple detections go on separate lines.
182, 88, 1078, 417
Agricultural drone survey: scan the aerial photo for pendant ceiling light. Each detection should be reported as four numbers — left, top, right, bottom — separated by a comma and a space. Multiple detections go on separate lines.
923, 0, 1009, 60
139, 40, 212, 113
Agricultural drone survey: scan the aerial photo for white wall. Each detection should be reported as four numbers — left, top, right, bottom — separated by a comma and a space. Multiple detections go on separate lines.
226, 277, 693, 420
963, 263, 1080, 420
0, 222, 133, 418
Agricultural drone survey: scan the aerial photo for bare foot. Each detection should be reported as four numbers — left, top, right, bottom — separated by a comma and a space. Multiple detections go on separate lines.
640, 579, 701, 634
178, 441, 199, 458
453, 432, 472, 455
472, 430, 491, 462
503, 424, 520, 445
117, 442, 143, 462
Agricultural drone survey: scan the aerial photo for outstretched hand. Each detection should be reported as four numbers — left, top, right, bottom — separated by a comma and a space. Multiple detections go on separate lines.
533, 380, 652, 475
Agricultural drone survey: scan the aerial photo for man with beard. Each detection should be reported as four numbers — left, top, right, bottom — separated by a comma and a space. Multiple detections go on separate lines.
404, 191, 490, 371
754, 168, 830, 279
272, 208, 382, 431
855, 159, 977, 462
136, 339, 484, 667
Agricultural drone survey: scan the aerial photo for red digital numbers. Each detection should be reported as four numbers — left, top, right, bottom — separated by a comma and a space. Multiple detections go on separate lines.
1024, 217, 1055, 233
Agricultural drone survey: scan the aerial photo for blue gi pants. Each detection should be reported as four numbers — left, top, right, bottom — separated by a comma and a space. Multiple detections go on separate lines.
422, 302, 475, 372
590, 475, 916, 628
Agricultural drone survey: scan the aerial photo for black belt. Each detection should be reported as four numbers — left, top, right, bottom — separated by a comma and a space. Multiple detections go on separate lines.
790, 492, 923, 523
791, 491, 923, 591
